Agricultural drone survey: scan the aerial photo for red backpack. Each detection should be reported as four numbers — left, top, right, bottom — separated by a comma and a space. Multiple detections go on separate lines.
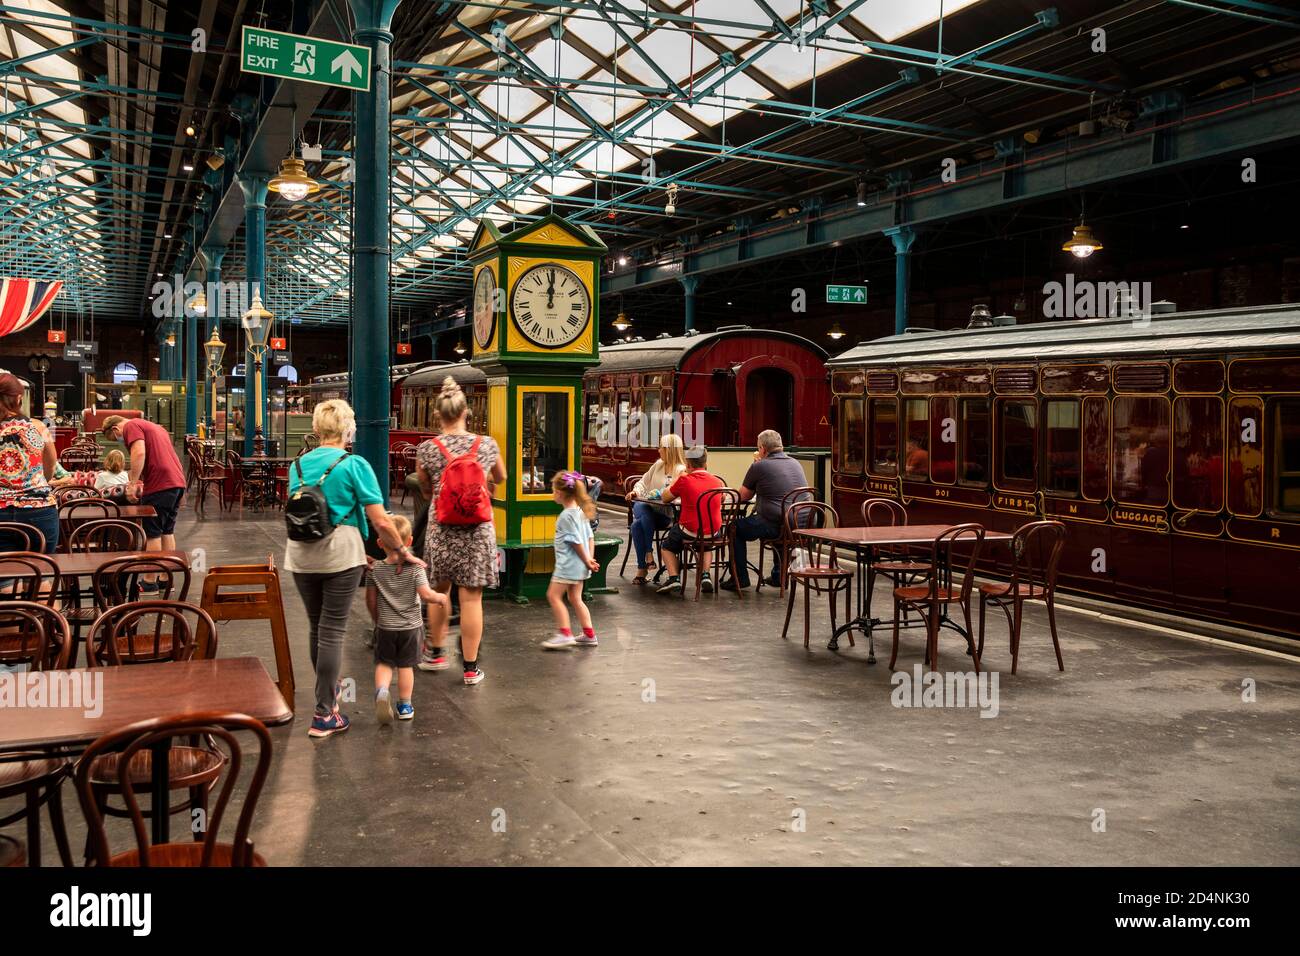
430, 436, 492, 526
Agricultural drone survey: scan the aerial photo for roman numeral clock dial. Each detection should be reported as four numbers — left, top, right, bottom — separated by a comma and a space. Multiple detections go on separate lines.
510, 263, 590, 348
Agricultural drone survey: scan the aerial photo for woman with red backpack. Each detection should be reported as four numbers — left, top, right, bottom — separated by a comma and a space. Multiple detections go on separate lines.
415, 377, 506, 685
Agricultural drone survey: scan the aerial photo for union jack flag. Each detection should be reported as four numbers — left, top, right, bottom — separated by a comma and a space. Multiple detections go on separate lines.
0, 277, 62, 338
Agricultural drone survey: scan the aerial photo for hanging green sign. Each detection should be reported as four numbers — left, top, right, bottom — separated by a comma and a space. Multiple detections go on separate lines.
826, 284, 869, 304
240, 26, 371, 92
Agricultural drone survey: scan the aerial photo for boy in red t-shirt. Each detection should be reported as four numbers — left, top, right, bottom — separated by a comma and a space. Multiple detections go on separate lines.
656, 446, 725, 595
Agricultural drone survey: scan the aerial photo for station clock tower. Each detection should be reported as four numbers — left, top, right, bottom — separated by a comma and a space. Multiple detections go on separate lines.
467, 212, 608, 598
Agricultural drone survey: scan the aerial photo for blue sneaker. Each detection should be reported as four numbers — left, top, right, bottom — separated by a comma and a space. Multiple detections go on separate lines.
308, 710, 350, 738
395, 701, 414, 720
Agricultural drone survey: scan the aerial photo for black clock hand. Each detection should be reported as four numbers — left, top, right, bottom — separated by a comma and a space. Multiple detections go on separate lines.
547, 269, 556, 309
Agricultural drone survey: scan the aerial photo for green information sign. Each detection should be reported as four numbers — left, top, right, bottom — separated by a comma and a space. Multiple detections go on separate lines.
240, 26, 371, 92
826, 284, 869, 304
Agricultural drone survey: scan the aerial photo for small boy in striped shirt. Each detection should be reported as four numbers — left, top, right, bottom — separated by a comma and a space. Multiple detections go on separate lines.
366, 513, 449, 724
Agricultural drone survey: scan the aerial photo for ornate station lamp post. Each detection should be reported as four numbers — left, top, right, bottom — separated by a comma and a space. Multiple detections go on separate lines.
241, 292, 274, 456
203, 329, 226, 440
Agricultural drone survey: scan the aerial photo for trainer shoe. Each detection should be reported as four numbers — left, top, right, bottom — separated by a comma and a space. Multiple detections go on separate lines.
574, 632, 599, 647
463, 666, 485, 686
375, 689, 394, 726
656, 575, 682, 595
542, 632, 577, 650
418, 646, 450, 671
395, 701, 414, 720
308, 710, 350, 739
700, 573, 714, 593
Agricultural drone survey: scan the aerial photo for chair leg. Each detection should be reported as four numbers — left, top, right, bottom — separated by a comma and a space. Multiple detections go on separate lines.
844, 580, 854, 647
46, 779, 73, 867
781, 580, 796, 640
729, 543, 743, 600
619, 521, 633, 576
802, 582, 811, 649
977, 593, 987, 658
756, 543, 766, 593
1047, 595, 1064, 671
889, 597, 902, 669
963, 601, 979, 675
1010, 600, 1024, 675
926, 605, 940, 673
25, 788, 40, 867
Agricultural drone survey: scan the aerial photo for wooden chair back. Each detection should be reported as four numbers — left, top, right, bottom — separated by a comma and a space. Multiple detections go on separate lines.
93, 555, 192, 610
786, 501, 840, 567
67, 518, 145, 554
927, 524, 987, 603
74, 712, 272, 867
0, 521, 46, 553
0, 601, 72, 670
1008, 520, 1067, 598
0, 551, 60, 604
54, 486, 96, 505
58, 498, 120, 546
694, 487, 740, 540
87, 600, 217, 666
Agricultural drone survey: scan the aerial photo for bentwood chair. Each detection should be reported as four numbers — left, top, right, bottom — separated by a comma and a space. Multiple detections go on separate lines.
756, 486, 816, 596
978, 520, 1067, 674
619, 474, 669, 580
57, 498, 120, 551
191, 451, 228, 518
75, 713, 272, 867
0, 522, 45, 554
92, 555, 192, 611
0, 602, 74, 867
81, 603, 224, 865
889, 523, 986, 673
861, 498, 933, 622
0, 551, 60, 605
675, 488, 743, 601
67, 519, 145, 555
780, 502, 853, 649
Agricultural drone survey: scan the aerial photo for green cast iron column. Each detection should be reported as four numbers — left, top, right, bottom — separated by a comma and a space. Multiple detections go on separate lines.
885, 226, 916, 336
350, 0, 403, 498
238, 173, 269, 456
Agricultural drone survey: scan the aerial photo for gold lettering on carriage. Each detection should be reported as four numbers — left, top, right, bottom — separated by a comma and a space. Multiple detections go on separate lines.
994, 493, 1034, 512
867, 479, 898, 496
1113, 508, 1164, 527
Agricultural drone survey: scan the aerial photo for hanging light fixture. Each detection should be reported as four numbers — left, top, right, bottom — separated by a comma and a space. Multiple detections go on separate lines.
190, 289, 207, 315
855, 178, 867, 207
164, 330, 177, 347
1062, 221, 1103, 259
612, 310, 632, 332
269, 156, 320, 202
454, 340, 467, 356
827, 321, 846, 340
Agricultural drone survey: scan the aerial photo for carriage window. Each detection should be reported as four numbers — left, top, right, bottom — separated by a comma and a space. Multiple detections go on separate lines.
959, 399, 990, 485
1043, 399, 1082, 497
1112, 397, 1170, 506
997, 399, 1036, 489
838, 397, 865, 475
617, 391, 632, 445
585, 392, 602, 442
1173, 397, 1223, 512
1082, 397, 1109, 500
903, 399, 929, 480
1228, 398, 1263, 516
868, 398, 898, 477
1273, 399, 1300, 516
929, 396, 955, 484
641, 388, 663, 448
521, 391, 570, 494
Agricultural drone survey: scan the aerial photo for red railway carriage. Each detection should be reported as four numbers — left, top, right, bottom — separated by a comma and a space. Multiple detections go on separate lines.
827, 303, 1300, 640
397, 360, 489, 434
287, 360, 443, 420
579, 326, 831, 491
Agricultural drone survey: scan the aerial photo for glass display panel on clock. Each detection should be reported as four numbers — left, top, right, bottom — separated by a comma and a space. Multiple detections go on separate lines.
521, 391, 570, 494
511, 264, 590, 348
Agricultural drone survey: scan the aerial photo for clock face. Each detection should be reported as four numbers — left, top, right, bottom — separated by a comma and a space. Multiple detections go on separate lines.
510, 263, 591, 348
472, 267, 496, 348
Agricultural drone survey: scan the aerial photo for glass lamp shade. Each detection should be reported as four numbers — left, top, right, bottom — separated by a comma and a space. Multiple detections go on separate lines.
1062, 223, 1102, 259
242, 293, 275, 349
612, 311, 631, 332
827, 321, 845, 340
203, 330, 226, 369
164, 331, 176, 347
190, 291, 207, 315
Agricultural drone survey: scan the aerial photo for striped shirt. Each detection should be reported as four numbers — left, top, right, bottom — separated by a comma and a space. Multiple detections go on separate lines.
366, 560, 430, 630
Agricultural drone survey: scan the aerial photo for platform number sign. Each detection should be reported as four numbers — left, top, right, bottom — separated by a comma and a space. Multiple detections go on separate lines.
826, 284, 868, 304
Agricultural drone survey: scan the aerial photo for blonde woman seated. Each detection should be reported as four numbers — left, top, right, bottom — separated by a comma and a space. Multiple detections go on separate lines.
627, 433, 686, 585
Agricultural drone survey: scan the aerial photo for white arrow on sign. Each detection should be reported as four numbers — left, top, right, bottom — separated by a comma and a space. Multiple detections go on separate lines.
331, 49, 362, 83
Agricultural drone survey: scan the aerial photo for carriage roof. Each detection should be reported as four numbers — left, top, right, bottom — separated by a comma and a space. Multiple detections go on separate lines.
592, 326, 828, 374
826, 303, 1300, 368
400, 360, 486, 388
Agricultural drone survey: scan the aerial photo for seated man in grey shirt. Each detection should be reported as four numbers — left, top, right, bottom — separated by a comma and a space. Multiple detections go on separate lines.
721, 429, 811, 591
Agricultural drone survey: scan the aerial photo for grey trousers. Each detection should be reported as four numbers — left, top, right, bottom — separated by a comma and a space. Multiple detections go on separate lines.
293, 566, 365, 716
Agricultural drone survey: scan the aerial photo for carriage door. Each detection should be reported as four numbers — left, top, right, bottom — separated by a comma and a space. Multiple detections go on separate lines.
743, 367, 795, 447
614, 380, 632, 470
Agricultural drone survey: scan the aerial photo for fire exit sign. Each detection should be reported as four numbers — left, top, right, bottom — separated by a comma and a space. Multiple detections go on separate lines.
826, 284, 868, 304
240, 26, 371, 92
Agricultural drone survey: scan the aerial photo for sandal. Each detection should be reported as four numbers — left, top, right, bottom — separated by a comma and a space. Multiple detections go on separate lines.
632, 570, 649, 585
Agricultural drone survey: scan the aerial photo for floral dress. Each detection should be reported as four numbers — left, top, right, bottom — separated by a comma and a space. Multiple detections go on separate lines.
417, 432, 501, 588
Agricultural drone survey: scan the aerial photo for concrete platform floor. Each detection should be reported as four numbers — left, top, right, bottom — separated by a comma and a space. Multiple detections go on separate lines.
68, 500, 1300, 866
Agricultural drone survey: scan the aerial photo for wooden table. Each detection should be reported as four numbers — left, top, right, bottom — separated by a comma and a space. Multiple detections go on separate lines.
0, 549, 187, 580
797, 524, 1013, 660
0, 657, 292, 845
62, 503, 156, 527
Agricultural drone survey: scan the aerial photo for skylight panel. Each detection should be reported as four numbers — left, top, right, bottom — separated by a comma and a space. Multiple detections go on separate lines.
525, 37, 596, 82
855, 0, 985, 43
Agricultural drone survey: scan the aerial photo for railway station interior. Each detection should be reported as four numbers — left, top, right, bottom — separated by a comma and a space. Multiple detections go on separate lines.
1, 0, 1299, 893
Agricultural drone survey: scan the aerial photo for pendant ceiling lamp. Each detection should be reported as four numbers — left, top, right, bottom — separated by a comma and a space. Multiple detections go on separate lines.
1062, 221, 1103, 259
269, 156, 320, 202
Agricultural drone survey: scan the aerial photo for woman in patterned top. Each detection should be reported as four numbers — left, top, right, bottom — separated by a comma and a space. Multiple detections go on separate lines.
0, 373, 58, 553
415, 377, 506, 685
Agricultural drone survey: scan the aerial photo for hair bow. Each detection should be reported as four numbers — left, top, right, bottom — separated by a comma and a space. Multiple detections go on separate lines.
560, 471, 585, 489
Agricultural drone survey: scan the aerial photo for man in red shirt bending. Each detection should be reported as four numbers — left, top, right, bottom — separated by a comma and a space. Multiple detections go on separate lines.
656, 445, 725, 596
101, 416, 186, 577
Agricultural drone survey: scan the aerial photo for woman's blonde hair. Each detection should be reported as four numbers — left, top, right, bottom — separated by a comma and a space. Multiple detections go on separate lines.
313, 399, 355, 442
552, 471, 597, 519
437, 376, 468, 425
102, 449, 125, 474
659, 432, 686, 474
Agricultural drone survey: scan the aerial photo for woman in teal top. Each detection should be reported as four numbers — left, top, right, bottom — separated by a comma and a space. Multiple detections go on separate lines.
285, 399, 422, 739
